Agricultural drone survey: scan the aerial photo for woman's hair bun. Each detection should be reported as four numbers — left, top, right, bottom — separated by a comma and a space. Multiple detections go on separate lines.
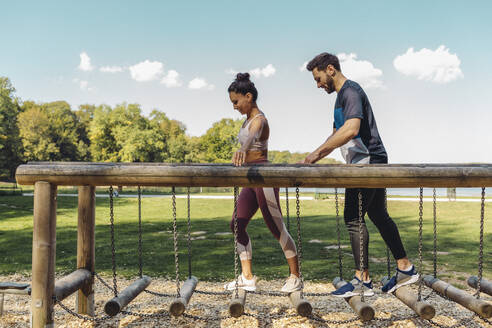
236, 72, 250, 82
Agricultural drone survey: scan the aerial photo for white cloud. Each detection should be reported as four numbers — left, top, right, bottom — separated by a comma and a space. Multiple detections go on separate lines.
188, 77, 214, 90
78, 52, 94, 71
72, 78, 94, 92
226, 68, 238, 75
338, 53, 384, 89
299, 61, 308, 72
160, 70, 182, 88
129, 60, 164, 82
100, 66, 124, 73
393, 45, 463, 83
250, 64, 276, 78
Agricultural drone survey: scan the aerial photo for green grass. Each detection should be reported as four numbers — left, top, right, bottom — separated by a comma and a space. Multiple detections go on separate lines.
0, 193, 490, 282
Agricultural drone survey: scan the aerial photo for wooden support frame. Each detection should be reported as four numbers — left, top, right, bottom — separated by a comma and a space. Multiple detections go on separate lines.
333, 277, 374, 321
76, 186, 96, 315
423, 275, 492, 318
229, 288, 246, 318
104, 276, 152, 316
31, 181, 57, 328
467, 276, 492, 297
169, 276, 198, 316
381, 276, 435, 319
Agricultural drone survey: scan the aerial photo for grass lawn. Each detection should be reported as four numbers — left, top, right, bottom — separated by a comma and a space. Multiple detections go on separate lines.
0, 192, 490, 283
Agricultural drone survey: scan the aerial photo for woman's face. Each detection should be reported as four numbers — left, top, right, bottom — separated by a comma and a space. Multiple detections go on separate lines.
229, 91, 253, 115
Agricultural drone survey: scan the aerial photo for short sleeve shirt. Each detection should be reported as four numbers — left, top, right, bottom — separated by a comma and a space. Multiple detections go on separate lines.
333, 80, 387, 164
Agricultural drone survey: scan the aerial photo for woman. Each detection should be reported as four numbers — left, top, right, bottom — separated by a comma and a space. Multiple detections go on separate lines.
224, 73, 301, 293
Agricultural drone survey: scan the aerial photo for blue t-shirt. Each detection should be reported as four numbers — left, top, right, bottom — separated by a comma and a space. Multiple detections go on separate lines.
333, 80, 387, 164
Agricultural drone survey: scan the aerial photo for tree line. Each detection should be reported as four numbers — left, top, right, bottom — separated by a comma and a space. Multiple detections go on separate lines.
0, 77, 339, 180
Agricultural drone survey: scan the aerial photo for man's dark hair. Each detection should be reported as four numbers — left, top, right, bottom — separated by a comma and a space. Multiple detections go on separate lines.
306, 52, 341, 72
228, 72, 258, 101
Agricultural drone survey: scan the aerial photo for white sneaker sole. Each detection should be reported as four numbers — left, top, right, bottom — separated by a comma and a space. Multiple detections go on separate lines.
332, 290, 375, 298
281, 287, 302, 293
387, 274, 420, 294
224, 284, 257, 292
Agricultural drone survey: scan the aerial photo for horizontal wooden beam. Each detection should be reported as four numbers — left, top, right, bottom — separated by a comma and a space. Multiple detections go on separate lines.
54, 269, 92, 302
15, 162, 492, 188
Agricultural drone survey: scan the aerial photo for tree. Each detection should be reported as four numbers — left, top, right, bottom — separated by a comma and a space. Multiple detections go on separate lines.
194, 118, 242, 163
0, 77, 22, 179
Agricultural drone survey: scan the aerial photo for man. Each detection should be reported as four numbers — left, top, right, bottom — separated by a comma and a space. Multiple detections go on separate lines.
302, 52, 418, 297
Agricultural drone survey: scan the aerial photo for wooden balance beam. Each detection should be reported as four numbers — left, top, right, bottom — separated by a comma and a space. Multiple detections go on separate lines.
0, 283, 31, 317
381, 276, 435, 319
332, 277, 374, 322
423, 275, 492, 318
104, 276, 152, 316
169, 276, 198, 316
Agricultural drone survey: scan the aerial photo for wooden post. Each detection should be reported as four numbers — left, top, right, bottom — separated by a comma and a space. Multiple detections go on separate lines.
381, 276, 435, 319
169, 276, 198, 316
423, 275, 492, 318
229, 288, 246, 318
467, 276, 492, 297
54, 269, 92, 302
104, 276, 151, 316
288, 291, 312, 317
0, 293, 4, 317
333, 277, 374, 321
76, 186, 95, 315
31, 181, 57, 328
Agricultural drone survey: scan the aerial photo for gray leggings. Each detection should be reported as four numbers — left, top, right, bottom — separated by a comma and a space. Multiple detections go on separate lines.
344, 188, 407, 270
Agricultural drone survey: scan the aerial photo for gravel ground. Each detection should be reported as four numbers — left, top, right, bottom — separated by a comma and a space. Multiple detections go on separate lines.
1, 274, 491, 328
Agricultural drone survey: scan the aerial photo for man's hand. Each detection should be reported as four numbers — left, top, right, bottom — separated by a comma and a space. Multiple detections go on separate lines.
300, 151, 319, 164
232, 150, 247, 166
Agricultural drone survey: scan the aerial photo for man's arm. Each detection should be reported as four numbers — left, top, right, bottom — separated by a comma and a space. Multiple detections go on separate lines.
302, 118, 360, 164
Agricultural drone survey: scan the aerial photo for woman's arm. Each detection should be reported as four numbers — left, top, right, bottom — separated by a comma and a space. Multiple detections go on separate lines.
232, 117, 266, 166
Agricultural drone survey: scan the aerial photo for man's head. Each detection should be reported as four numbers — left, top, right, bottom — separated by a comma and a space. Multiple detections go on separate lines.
306, 52, 341, 94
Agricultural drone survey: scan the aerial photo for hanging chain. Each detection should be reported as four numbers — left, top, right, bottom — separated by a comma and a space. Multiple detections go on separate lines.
109, 186, 118, 297
476, 187, 485, 299
296, 187, 304, 294
385, 188, 391, 278
172, 187, 180, 297
335, 188, 343, 280
285, 187, 290, 233
187, 187, 192, 278
358, 190, 365, 303
418, 187, 424, 301
433, 188, 437, 278
233, 186, 239, 299
138, 186, 143, 278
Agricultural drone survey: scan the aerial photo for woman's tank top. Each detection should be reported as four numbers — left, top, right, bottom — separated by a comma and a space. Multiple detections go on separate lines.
237, 113, 268, 151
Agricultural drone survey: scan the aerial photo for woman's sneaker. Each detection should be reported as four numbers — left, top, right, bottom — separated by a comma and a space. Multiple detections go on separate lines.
331, 276, 374, 298
224, 274, 257, 291
281, 274, 303, 293
382, 265, 419, 293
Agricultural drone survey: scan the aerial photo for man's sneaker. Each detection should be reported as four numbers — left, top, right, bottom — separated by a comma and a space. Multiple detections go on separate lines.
382, 265, 420, 293
281, 274, 303, 293
331, 276, 374, 298
224, 274, 257, 291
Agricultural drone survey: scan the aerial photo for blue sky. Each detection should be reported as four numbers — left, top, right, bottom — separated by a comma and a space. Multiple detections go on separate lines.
2, 1, 491, 163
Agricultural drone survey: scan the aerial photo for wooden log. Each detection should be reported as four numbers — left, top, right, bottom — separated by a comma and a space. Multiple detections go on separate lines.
289, 290, 312, 317
169, 276, 198, 316
15, 162, 492, 188
76, 186, 96, 316
0, 288, 31, 295
467, 276, 492, 297
381, 276, 435, 319
54, 269, 92, 302
0, 293, 3, 317
104, 276, 151, 316
31, 181, 57, 328
332, 277, 374, 321
229, 288, 246, 318
423, 275, 492, 318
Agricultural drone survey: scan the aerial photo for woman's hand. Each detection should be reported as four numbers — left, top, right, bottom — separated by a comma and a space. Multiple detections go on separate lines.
232, 150, 247, 166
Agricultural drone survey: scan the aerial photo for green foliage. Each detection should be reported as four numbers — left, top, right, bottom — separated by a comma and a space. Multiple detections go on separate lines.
0, 77, 22, 179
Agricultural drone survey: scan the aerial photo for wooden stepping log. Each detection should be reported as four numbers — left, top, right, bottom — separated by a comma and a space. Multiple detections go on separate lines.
229, 288, 246, 318
467, 276, 492, 297
104, 276, 152, 316
169, 276, 198, 316
333, 277, 374, 322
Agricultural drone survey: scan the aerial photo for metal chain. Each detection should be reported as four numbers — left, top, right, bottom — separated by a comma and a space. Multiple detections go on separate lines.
187, 187, 192, 278
385, 189, 391, 278
143, 289, 175, 297
285, 187, 290, 233
138, 186, 143, 278
109, 186, 118, 297
433, 188, 437, 278
418, 187, 424, 301
358, 190, 365, 303
171, 186, 180, 298
335, 188, 343, 280
55, 298, 113, 323
295, 187, 304, 294
122, 310, 171, 319
94, 272, 116, 293
233, 186, 239, 299
476, 187, 485, 299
